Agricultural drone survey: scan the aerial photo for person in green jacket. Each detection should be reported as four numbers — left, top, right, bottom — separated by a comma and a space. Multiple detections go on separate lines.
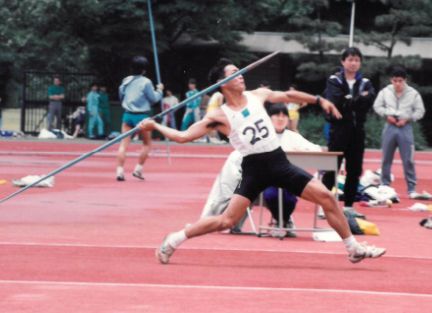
99, 85, 111, 136
47, 76, 65, 130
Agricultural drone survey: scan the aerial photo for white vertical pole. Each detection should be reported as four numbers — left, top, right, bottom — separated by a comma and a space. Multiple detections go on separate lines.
349, 1, 356, 47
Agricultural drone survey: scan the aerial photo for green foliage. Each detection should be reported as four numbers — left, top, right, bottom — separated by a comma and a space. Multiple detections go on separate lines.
298, 112, 327, 146
359, 0, 432, 58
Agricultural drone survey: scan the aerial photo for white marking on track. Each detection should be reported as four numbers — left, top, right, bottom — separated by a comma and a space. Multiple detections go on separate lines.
0, 279, 431, 299
0, 242, 431, 260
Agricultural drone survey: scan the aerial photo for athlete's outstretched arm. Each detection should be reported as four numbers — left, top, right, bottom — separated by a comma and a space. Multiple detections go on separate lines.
139, 116, 216, 143
255, 88, 342, 119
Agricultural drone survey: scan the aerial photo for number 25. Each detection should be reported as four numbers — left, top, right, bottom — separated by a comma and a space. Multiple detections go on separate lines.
242, 119, 269, 145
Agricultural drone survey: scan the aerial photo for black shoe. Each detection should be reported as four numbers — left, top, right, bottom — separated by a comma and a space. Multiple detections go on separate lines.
116, 175, 125, 181
132, 171, 145, 180
285, 219, 297, 238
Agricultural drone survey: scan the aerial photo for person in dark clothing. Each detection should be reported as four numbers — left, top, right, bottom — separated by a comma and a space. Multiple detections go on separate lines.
322, 47, 375, 219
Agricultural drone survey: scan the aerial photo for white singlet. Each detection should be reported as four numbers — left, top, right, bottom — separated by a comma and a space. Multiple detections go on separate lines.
221, 91, 280, 156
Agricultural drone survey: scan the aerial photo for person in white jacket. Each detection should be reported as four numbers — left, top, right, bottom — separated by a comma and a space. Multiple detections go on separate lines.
373, 66, 425, 198
201, 103, 321, 236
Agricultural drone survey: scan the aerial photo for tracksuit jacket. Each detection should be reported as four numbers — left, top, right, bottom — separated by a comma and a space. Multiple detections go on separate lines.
322, 70, 376, 206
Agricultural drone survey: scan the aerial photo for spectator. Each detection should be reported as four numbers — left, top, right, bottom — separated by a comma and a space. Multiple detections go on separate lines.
373, 66, 425, 198
99, 84, 112, 136
69, 106, 86, 138
47, 76, 65, 130
205, 91, 225, 144
321, 47, 375, 219
116, 55, 163, 181
286, 84, 307, 132
86, 82, 104, 139
180, 78, 201, 130
161, 89, 179, 129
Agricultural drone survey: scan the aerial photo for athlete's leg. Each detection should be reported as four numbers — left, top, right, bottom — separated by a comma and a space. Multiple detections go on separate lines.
300, 179, 351, 239
156, 195, 250, 264
138, 129, 152, 166
300, 178, 386, 263
133, 129, 152, 179
186, 194, 250, 238
116, 123, 132, 180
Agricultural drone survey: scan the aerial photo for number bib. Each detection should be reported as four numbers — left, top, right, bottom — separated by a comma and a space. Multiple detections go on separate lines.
221, 92, 280, 156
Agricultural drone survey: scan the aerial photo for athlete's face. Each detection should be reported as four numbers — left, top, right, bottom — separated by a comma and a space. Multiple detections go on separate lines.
271, 112, 289, 133
341, 55, 361, 75
222, 65, 246, 92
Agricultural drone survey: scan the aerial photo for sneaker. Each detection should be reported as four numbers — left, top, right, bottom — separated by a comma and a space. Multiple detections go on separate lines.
132, 171, 145, 180
155, 235, 176, 264
285, 219, 297, 238
344, 207, 366, 219
409, 192, 419, 199
116, 174, 125, 181
348, 242, 386, 263
409, 191, 432, 200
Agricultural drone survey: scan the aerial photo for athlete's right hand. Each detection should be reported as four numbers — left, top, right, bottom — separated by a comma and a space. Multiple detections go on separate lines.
321, 98, 342, 119
139, 119, 156, 131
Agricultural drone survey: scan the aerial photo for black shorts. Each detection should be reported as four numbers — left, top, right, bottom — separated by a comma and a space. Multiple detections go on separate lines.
234, 147, 313, 202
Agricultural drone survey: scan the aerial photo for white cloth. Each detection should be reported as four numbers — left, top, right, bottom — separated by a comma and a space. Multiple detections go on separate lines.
12, 175, 54, 188
220, 92, 279, 156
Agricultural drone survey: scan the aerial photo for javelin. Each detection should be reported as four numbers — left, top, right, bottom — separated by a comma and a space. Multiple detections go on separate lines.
0, 51, 280, 205
147, 0, 171, 164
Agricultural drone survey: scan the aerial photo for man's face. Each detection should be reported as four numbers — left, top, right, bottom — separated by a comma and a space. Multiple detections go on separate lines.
188, 83, 196, 90
271, 112, 288, 133
222, 65, 245, 92
341, 55, 361, 74
391, 76, 406, 93
54, 78, 61, 85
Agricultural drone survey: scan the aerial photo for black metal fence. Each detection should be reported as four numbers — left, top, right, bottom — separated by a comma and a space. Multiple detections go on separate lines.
21, 71, 96, 134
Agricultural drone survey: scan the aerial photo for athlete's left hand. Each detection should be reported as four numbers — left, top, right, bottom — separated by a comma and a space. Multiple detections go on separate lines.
321, 99, 342, 119
139, 119, 156, 131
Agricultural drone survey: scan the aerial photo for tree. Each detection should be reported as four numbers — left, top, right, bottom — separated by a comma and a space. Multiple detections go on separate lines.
360, 0, 432, 59
280, 0, 347, 82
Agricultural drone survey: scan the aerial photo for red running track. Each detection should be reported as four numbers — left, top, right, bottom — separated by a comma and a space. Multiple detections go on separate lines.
0, 139, 431, 312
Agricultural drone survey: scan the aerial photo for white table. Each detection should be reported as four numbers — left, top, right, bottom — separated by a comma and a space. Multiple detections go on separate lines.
256, 151, 342, 238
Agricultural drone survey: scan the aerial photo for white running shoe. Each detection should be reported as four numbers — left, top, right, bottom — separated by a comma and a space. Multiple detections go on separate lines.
155, 235, 176, 264
348, 242, 386, 263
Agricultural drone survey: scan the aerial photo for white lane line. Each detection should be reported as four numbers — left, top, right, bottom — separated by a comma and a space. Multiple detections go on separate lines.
2, 151, 432, 165
0, 242, 431, 260
0, 279, 431, 299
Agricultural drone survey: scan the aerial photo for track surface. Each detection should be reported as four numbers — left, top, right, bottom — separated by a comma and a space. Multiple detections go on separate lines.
0, 139, 431, 312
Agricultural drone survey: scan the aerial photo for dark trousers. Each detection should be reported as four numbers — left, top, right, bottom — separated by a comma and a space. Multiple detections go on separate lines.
47, 101, 62, 130
322, 127, 365, 207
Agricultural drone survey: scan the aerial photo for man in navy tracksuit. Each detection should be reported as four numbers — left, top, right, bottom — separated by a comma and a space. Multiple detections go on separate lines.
322, 47, 375, 219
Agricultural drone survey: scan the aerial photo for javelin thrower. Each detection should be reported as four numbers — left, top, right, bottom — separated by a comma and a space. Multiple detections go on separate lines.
139, 58, 386, 265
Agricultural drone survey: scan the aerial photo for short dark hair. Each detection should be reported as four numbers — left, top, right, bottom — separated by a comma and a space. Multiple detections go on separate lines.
131, 56, 148, 75
267, 103, 288, 117
208, 58, 233, 85
341, 47, 363, 61
188, 78, 197, 85
391, 66, 407, 79
260, 80, 270, 88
